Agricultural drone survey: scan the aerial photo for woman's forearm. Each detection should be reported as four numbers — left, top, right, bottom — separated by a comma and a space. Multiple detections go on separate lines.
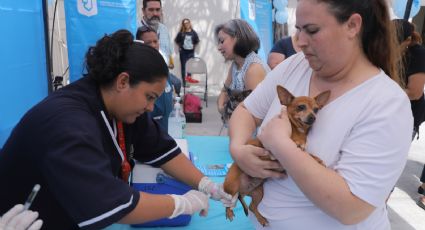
217, 91, 228, 114
270, 139, 375, 224
229, 104, 258, 156
161, 154, 204, 189
120, 192, 174, 224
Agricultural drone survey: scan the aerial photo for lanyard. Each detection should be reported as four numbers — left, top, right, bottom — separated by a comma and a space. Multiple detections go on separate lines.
117, 121, 131, 182
100, 111, 131, 182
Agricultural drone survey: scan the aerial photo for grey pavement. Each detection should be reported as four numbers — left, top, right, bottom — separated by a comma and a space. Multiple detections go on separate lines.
186, 91, 425, 230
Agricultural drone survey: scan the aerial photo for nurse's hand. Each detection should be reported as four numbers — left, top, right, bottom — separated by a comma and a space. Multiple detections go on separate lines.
0, 204, 43, 230
168, 190, 209, 218
198, 177, 233, 203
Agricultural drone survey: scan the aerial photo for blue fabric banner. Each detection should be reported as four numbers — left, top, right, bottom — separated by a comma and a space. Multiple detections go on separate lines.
64, 0, 137, 82
240, 0, 273, 62
0, 1, 49, 147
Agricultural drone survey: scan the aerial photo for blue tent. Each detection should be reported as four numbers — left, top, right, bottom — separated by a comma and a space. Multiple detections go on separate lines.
0, 1, 49, 147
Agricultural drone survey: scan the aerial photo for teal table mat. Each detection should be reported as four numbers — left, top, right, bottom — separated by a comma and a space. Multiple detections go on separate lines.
105, 136, 254, 230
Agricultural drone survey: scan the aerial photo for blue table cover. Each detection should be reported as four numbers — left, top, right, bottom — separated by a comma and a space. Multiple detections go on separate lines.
105, 136, 254, 230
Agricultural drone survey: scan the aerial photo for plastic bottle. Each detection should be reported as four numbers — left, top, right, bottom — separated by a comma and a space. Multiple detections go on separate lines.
168, 97, 186, 139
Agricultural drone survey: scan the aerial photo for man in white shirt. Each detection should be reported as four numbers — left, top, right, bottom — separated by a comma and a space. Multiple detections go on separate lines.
140, 0, 174, 69
139, 0, 181, 96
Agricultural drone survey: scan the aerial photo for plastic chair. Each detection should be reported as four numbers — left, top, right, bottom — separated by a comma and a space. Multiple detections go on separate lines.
184, 57, 208, 107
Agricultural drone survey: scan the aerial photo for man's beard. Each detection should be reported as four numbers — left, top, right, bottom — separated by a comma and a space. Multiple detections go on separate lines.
146, 16, 160, 30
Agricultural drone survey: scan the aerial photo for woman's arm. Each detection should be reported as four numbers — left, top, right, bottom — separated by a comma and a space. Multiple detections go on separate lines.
119, 192, 175, 224
217, 68, 232, 114
193, 30, 200, 45
229, 104, 285, 179
244, 63, 266, 90
161, 154, 204, 188
258, 114, 375, 225
267, 52, 286, 70
174, 32, 183, 47
120, 154, 210, 224
405, 73, 425, 100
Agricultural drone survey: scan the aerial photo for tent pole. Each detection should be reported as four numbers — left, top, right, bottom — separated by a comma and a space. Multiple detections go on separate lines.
404, 0, 414, 20
42, 0, 53, 94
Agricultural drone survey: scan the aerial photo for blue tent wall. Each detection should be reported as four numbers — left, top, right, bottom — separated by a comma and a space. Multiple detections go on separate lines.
0, 1, 49, 147
240, 0, 273, 62
64, 0, 137, 82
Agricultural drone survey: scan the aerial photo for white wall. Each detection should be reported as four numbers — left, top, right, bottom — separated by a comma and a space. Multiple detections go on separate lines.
160, 0, 239, 94
50, 0, 239, 93
48, 0, 69, 84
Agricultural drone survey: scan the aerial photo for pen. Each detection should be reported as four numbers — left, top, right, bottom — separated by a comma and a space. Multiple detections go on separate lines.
23, 184, 40, 210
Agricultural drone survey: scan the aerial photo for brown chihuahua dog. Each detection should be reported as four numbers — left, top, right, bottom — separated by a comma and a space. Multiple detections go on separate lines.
223, 85, 330, 226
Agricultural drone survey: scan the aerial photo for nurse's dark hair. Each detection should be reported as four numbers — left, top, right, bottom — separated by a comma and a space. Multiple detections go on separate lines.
214, 19, 260, 58
319, 0, 403, 87
84, 29, 168, 87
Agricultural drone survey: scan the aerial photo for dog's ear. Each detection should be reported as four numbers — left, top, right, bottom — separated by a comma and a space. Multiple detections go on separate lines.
242, 90, 252, 98
276, 85, 294, 106
315, 90, 331, 108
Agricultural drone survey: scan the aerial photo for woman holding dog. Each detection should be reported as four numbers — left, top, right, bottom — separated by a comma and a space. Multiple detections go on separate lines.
229, 0, 412, 229
0, 29, 232, 229
215, 19, 270, 125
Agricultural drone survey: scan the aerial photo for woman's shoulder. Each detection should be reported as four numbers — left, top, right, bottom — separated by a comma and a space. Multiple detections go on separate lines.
365, 71, 408, 101
245, 52, 270, 71
409, 44, 425, 58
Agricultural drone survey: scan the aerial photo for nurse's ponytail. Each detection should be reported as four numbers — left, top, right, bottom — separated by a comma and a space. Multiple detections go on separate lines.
84, 29, 168, 87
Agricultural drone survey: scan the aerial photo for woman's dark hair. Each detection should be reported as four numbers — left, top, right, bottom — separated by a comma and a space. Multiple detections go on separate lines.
393, 19, 422, 45
84, 29, 168, 87
214, 19, 260, 58
319, 0, 403, 87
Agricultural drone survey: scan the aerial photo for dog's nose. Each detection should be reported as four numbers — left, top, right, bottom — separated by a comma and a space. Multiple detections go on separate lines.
306, 115, 316, 125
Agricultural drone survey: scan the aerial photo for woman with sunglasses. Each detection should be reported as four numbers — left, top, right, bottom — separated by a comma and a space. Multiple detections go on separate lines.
175, 18, 200, 85
0, 29, 232, 229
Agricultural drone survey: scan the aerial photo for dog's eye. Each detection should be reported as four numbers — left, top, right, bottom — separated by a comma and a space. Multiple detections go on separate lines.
297, 105, 306, 111
313, 108, 319, 113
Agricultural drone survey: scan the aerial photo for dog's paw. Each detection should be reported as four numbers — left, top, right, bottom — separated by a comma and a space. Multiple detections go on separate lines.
257, 216, 269, 227
225, 208, 235, 221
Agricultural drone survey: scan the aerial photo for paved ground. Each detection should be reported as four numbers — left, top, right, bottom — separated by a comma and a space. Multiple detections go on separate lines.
186, 92, 425, 230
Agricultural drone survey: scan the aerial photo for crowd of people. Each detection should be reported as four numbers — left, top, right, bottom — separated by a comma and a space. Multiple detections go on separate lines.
1, 0, 425, 229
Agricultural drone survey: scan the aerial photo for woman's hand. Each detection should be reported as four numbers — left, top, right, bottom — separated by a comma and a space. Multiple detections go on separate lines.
257, 110, 293, 155
231, 143, 285, 179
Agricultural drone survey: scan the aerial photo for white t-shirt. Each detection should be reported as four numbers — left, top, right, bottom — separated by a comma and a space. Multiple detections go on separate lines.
244, 53, 413, 230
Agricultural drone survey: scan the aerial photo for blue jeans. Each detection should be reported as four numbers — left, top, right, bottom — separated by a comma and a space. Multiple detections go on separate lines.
169, 73, 181, 96
179, 49, 195, 86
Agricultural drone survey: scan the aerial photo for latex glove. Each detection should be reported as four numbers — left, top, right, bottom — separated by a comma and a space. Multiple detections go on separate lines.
169, 190, 209, 219
198, 177, 233, 202
0, 204, 43, 230
222, 193, 239, 208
